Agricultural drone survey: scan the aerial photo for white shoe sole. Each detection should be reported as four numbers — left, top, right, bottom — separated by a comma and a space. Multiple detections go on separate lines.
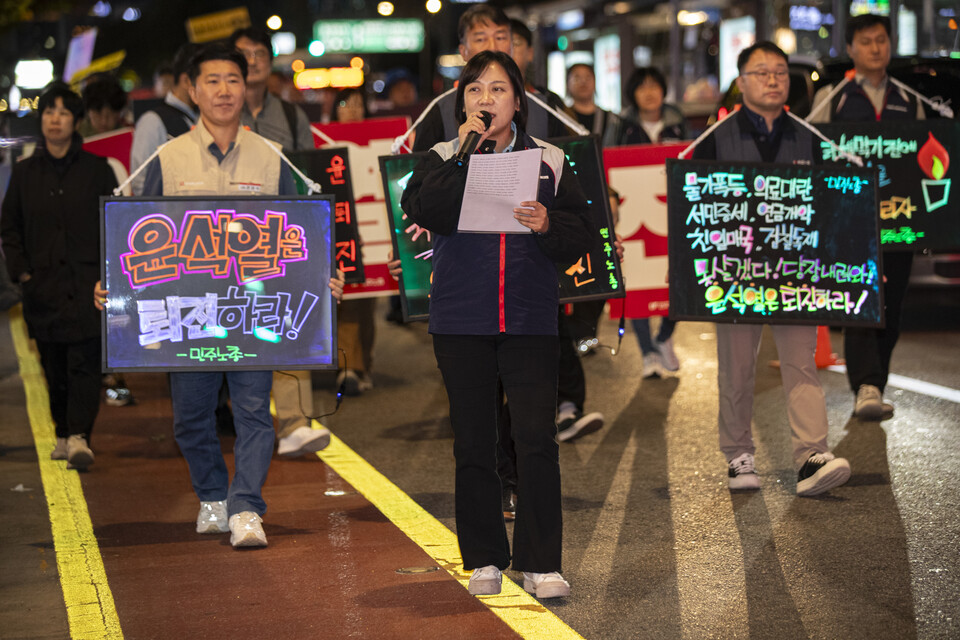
556, 412, 604, 442
231, 532, 268, 547
467, 579, 502, 595
197, 521, 229, 534
523, 578, 570, 598
277, 428, 331, 457
797, 459, 851, 496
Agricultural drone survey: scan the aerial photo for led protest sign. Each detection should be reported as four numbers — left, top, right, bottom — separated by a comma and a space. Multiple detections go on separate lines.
101, 196, 337, 372
313, 19, 425, 53
818, 120, 960, 251
380, 135, 624, 322
666, 159, 884, 327
288, 147, 365, 284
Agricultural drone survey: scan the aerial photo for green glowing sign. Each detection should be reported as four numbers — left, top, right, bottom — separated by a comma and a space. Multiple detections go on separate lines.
177, 346, 259, 363
313, 19, 424, 53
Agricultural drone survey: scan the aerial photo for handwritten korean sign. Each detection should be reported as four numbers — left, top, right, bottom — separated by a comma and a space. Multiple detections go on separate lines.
666, 159, 884, 326
818, 120, 960, 251
101, 196, 338, 371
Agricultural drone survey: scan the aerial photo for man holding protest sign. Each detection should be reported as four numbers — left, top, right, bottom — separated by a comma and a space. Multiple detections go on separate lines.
809, 14, 924, 421
690, 42, 851, 496
133, 43, 337, 547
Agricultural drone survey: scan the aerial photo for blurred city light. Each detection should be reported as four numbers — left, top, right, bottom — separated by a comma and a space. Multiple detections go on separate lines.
426, 0, 442, 14
90, 1, 111, 17
15, 60, 54, 89
267, 15, 282, 30
122, 7, 141, 21
378, 2, 394, 16
308, 40, 325, 57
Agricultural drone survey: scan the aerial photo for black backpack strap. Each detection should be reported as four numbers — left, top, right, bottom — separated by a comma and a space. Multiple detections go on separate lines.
281, 99, 299, 150
151, 102, 193, 138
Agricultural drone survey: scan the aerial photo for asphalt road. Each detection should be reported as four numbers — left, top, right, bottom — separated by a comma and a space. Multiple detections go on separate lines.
320, 294, 960, 640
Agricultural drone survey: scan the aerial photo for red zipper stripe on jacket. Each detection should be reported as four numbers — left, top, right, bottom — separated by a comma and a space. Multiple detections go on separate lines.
498, 233, 506, 332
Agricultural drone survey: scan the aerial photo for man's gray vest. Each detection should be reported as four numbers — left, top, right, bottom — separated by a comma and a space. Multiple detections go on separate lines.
438, 90, 553, 140
713, 112, 814, 164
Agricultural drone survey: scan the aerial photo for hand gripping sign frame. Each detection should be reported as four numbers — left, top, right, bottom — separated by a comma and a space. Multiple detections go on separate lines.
666, 159, 885, 328
100, 195, 338, 372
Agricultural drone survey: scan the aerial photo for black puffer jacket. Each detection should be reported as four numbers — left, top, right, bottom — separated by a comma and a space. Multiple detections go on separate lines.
1, 135, 117, 342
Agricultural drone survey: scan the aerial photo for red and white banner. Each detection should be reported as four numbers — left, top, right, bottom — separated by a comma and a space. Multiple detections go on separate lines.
603, 142, 686, 318
313, 117, 410, 299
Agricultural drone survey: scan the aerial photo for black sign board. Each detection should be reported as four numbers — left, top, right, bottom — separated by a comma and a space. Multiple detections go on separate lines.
380, 135, 624, 322
818, 120, 960, 251
288, 147, 365, 283
666, 159, 884, 327
100, 196, 338, 372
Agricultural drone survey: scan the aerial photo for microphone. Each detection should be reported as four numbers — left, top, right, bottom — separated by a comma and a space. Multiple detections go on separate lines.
455, 111, 493, 166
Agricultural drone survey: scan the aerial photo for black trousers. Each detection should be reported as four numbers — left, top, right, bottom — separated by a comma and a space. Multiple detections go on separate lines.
35, 337, 102, 440
433, 333, 562, 573
845, 251, 914, 393
557, 308, 586, 412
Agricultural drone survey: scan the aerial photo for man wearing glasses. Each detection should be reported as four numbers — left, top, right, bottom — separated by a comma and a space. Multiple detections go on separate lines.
229, 28, 314, 153
691, 42, 852, 497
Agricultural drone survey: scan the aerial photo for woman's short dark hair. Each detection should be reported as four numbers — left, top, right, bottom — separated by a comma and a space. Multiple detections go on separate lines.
455, 50, 527, 132
38, 82, 84, 121
623, 67, 667, 110
188, 43, 248, 83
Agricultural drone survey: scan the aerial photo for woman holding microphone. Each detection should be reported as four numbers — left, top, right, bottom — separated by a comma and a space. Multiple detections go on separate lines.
401, 50, 592, 599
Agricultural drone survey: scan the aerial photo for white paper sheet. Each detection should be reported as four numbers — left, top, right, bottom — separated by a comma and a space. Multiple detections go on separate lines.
457, 147, 544, 234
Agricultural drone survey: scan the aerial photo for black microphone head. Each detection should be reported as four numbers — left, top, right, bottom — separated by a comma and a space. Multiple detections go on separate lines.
479, 111, 493, 129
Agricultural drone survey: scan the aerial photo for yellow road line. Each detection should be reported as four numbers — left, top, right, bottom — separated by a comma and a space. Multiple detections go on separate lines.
9, 307, 123, 640
312, 424, 584, 640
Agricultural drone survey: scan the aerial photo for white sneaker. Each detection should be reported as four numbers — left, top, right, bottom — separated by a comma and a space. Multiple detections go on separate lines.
467, 565, 502, 595
728, 452, 760, 491
66, 435, 94, 470
522, 571, 570, 598
196, 500, 229, 534
656, 337, 680, 372
229, 511, 268, 548
277, 425, 331, 457
797, 452, 851, 496
642, 353, 663, 379
51, 437, 69, 460
556, 411, 604, 442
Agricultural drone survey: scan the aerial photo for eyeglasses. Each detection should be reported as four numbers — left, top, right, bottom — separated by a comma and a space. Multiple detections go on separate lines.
239, 48, 270, 61
741, 70, 789, 82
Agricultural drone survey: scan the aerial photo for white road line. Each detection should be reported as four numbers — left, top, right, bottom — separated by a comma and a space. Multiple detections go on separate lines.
825, 365, 960, 404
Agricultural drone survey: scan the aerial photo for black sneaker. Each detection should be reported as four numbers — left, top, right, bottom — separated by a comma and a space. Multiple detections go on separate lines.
502, 490, 516, 522
797, 452, 851, 496
556, 411, 604, 442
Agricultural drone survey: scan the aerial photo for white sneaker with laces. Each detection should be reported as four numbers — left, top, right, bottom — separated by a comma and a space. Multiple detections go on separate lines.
196, 500, 228, 533
728, 452, 760, 490
656, 337, 680, 372
797, 452, 851, 496
522, 571, 570, 598
556, 411, 604, 442
229, 511, 268, 548
467, 565, 502, 595
277, 425, 331, 457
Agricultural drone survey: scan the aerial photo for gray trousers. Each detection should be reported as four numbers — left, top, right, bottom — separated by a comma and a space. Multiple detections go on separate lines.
717, 324, 828, 470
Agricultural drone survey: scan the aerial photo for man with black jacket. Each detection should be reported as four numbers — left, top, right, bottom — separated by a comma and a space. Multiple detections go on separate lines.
1, 83, 118, 469
809, 14, 923, 421
692, 42, 851, 497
